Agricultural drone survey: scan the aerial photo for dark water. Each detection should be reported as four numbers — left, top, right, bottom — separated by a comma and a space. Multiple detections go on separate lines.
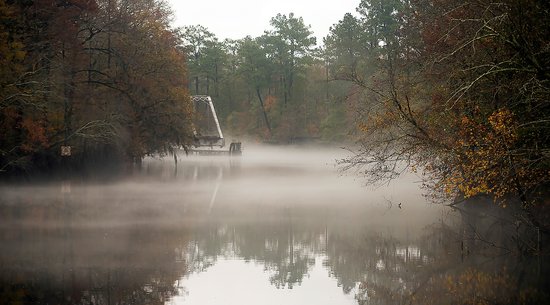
0, 146, 546, 305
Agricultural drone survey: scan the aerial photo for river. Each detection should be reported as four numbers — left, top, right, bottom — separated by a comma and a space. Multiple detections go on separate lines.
0, 145, 546, 304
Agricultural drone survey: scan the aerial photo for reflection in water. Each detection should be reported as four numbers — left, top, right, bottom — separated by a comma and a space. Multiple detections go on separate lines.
0, 145, 548, 305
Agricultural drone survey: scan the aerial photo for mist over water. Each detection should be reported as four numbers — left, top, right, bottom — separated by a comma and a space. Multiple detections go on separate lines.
0, 145, 542, 304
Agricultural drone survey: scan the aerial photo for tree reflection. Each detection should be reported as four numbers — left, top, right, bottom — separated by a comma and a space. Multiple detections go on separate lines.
181, 215, 320, 289
1, 230, 187, 305
178, 199, 549, 304
0, 186, 188, 305
262, 228, 316, 289
1, 183, 548, 305
322, 199, 549, 305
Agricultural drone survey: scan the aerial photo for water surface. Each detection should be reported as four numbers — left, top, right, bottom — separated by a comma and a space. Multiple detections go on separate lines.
0, 145, 544, 304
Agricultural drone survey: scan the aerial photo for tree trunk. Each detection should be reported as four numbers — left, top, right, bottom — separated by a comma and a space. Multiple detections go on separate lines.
256, 88, 272, 136
215, 63, 219, 97
194, 76, 199, 94
206, 74, 210, 95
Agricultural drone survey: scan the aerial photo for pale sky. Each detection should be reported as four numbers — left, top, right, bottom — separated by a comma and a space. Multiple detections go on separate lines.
166, 0, 360, 43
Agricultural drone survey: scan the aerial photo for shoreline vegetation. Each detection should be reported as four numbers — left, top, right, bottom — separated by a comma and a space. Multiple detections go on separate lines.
1, 0, 194, 178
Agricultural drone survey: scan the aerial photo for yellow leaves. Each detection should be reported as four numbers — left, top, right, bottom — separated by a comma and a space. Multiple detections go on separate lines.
488, 108, 513, 132
488, 108, 517, 144
410, 107, 533, 202
432, 107, 531, 201
357, 122, 369, 133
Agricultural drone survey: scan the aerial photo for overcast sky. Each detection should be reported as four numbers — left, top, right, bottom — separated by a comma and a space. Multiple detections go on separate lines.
166, 0, 359, 43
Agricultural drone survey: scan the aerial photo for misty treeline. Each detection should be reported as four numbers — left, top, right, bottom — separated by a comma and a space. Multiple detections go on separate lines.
181, 14, 352, 143
182, 1, 549, 208
0, 0, 193, 175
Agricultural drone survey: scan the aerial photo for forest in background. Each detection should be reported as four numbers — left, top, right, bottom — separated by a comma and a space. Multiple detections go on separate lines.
179, 14, 353, 143
181, 0, 549, 209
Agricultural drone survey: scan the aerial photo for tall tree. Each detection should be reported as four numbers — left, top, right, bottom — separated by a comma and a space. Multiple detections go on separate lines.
180, 25, 215, 95
237, 36, 274, 135
264, 13, 316, 106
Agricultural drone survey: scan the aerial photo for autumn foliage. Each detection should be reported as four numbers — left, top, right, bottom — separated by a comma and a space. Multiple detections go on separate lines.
0, 0, 193, 175
331, 0, 550, 210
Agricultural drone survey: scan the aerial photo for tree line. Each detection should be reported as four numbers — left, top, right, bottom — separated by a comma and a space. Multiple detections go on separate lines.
179, 0, 549, 209
179, 13, 354, 143
0, 0, 193, 176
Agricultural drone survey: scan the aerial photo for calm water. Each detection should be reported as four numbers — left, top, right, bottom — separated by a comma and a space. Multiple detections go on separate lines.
0, 146, 546, 304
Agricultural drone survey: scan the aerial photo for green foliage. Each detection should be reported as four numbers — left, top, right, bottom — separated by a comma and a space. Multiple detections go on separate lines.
179, 13, 346, 143
320, 105, 348, 142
